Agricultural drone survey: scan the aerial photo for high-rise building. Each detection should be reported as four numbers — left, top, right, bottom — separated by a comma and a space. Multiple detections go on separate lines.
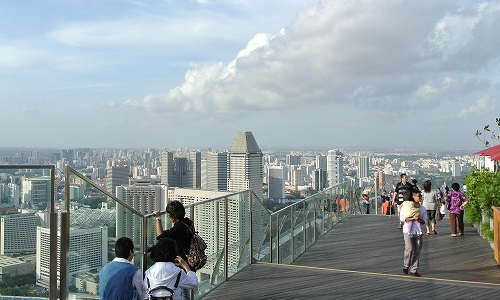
315, 155, 327, 171
312, 169, 327, 191
0, 213, 40, 254
36, 226, 107, 289
286, 154, 301, 166
116, 183, 167, 246
327, 149, 343, 187
106, 166, 129, 196
21, 176, 52, 210
228, 132, 263, 200
451, 160, 462, 177
357, 156, 370, 179
161, 151, 201, 189
268, 166, 285, 201
206, 152, 228, 191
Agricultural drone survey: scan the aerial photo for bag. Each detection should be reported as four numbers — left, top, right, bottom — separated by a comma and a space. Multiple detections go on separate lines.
436, 212, 442, 221
183, 223, 208, 271
146, 271, 181, 300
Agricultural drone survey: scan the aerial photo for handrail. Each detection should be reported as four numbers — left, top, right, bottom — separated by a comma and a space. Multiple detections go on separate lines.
493, 206, 500, 265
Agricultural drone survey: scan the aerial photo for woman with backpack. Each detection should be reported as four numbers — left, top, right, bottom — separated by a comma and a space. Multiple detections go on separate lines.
153, 201, 194, 267
445, 183, 468, 237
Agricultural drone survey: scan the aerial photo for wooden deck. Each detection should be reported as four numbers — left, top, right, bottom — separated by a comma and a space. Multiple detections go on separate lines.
201, 214, 500, 300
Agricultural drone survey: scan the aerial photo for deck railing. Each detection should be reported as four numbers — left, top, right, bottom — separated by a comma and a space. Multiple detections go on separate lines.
0, 165, 356, 300
492, 206, 500, 265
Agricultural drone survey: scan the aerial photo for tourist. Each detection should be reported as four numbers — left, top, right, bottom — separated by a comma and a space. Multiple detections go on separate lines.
446, 183, 468, 237
401, 191, 426, 277
421, 180, 440, 235
392, 173, 414, 229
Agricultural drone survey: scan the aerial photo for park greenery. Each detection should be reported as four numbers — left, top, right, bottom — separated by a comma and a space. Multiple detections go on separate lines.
464, 117, 500, 242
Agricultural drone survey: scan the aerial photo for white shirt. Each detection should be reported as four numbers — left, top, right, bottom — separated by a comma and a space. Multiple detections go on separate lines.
143, 262, 198, 300
112, 257, 146, 300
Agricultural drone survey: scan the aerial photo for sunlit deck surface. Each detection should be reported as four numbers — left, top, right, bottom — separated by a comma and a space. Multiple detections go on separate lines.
202, 214, 500, 300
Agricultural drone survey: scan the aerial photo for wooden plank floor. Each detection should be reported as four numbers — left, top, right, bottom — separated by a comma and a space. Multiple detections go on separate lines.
201, 214, 500, 300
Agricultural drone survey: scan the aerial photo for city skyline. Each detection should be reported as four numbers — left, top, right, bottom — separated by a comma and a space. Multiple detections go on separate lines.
1, 0, 499, 151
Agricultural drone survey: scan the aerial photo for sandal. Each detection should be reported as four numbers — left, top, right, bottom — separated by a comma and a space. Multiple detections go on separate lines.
426, 232, 430, 235
433, 229, 437, 234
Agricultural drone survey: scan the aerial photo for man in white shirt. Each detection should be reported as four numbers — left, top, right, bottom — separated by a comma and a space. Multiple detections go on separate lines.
400, 190, 427, 277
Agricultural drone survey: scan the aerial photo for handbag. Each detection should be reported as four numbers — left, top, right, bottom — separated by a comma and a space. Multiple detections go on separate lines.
436, 212, 442, 221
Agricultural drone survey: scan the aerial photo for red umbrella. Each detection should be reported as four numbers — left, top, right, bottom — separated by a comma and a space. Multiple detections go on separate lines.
476, 144, 500, 161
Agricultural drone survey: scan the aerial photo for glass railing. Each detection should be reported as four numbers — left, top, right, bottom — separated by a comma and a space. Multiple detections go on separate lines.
0, 165, 55, 300
0, 165, 355, 300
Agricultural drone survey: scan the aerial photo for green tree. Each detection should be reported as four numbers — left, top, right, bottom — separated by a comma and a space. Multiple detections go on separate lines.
464, 167, 500, 223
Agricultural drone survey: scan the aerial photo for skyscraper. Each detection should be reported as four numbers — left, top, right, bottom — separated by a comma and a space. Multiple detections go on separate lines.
206, 151, 228, 191
357, 156, 370, 179
228, 132, 263, 200
161, 151, 201, 189
268, 166, 285, 201
106, 166, 129, 196
327, 149, 344, 187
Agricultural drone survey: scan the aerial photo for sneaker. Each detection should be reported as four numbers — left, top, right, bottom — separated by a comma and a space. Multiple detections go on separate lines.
451, 234, 457, 237
410, 272, 421, 277
433, 229, 438, 234
403, 267, 409, 275
458, 233, 463, 236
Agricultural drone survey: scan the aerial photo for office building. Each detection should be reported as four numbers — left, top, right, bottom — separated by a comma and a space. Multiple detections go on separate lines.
312, 168, 327, 191
0, 213, 40, 254
228, 131, 263, 200
21, 176, 52, 210
327, 149, 344, 187
357, 156, 370, 179
206, 152, 228, 191
106, 166, 129, 196
161, 151, 202, 189
268, 166, 285, 201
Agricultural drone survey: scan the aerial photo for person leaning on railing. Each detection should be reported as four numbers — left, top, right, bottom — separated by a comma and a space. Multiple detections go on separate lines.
153, 201, 194, 266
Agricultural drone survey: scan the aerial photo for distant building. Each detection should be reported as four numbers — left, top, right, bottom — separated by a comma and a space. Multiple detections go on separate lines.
327, 149, 343, 187
106, 166, 129, 196
0, 213, 40, 254
161, 151, 202, 189
21, 176, 51, 210
312, 168, 327, 191
268, 166, 285, 201
36, 226, 107, 289
205, 152, 228, 191
451, 160, 462, 177
228, 132, 263, 200
357, 156, 370, 179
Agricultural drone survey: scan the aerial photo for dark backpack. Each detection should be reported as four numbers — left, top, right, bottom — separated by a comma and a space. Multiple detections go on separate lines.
183, 223, 208, 271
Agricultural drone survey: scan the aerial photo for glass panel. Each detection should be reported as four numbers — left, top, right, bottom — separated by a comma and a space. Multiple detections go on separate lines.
252, 192, 271, 263
292, 202, 305, 261
227, 192, 249, 277
276, 208, 292, 264
67, 169, 145, 300
305, 197, 316, 249
0, 166, 52, 299
189, 196, 225, 300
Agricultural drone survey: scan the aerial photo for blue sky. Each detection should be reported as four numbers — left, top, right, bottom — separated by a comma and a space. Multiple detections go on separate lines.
1, 0, 499, 151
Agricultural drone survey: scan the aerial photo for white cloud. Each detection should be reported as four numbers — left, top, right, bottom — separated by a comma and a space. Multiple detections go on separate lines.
458, 95, 496, 119
128, 0, 500, 118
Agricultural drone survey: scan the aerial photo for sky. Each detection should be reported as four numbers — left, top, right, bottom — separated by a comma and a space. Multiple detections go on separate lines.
1, 0, 499, 151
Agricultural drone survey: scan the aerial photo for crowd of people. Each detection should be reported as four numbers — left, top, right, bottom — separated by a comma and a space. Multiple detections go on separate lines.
389, 174, 469, 277
99, 200, 199, 300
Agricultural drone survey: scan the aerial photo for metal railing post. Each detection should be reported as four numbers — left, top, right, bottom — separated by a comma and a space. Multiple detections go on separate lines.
224, 197, 229, 281
291, 205, 294, 261
249, 192, 253, 265
60, 211, 69, 300
50, 166, 58, 300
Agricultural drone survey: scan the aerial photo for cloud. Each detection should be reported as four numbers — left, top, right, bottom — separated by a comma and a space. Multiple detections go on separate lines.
128, 0, 500, 117
458, 95, 496, 119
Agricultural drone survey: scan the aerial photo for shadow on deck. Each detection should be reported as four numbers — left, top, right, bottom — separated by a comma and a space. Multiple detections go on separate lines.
201, 214, 500, 300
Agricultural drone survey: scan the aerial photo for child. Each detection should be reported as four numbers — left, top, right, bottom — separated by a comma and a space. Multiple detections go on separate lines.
401, 193, 422, 234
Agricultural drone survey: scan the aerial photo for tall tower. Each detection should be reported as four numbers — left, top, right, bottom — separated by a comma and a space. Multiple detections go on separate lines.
357, 156, 370, 179
228, 132, 263, 200
327, 149, 343, 187
206, 152, 228, 191
105, 166, 129, 196
268, 166, 285, 201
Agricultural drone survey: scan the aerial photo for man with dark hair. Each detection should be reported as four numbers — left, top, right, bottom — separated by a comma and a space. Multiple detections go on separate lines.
99, 237, 145, 300
392, 173, 413, 229
401, 190, 426, 277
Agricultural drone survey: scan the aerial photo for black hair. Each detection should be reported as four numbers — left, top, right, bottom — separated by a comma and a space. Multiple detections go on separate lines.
148, 237, 177, 263
451, 182, 460, 191
423, 180, 432, 193
411, 179, 417, 184
166, 200, 186, 220
400, 173, 407, 179
115, 237, 134, 259
403, 191, 412, 201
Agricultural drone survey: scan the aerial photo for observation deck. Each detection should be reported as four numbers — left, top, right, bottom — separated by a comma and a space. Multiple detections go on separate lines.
202, 214, 500, 300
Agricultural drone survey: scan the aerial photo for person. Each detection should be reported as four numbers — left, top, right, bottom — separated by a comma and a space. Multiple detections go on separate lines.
392, 173, 414, 229
362, 194, 370, 214
143, 237, 198, 300
153, 201, 194, 263
400, 191, 426, 277
99, 237, 146, 300
411, 178, 419, 191
381, 197, 389, 215
446, 183, 468, 237
421, 180, 440, 235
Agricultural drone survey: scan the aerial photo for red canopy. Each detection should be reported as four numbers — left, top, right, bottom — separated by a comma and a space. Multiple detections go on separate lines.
476, 144, 500, 161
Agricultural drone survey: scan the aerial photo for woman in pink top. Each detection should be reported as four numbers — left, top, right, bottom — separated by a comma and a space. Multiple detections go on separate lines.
445, 183, 468, 237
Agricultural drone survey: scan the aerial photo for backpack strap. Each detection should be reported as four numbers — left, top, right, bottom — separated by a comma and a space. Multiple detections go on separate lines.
174, 271, 182, 288
146, 271, 182, 297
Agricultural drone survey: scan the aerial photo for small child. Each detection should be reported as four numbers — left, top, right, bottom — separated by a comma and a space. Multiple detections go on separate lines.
401, 195, 422, 234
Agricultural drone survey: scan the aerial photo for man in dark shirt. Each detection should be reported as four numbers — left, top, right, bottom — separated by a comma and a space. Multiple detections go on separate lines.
392, 173, 413, 229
